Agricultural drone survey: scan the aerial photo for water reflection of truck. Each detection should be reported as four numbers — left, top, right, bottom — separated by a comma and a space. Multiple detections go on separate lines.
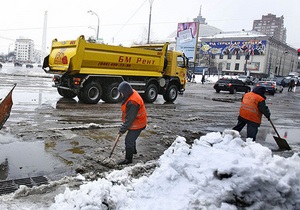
42, 36, 189, 104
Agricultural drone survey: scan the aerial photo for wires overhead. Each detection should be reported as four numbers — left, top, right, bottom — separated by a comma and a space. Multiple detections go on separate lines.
112, 0, 148, 41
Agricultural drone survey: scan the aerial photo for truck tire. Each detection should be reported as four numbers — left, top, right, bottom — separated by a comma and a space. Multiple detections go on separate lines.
78, 81, 102, 104
102, 83, 122, 103
143, 84, 158, 103
163, 84, 178, 102
57, 88, 77, 99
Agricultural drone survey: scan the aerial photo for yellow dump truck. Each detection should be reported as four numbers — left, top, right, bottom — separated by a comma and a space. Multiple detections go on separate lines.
42, 35, 188, 104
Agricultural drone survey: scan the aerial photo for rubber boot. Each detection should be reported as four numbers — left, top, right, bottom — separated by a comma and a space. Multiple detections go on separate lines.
117, 148, 134, 165
133, 144, 137, 154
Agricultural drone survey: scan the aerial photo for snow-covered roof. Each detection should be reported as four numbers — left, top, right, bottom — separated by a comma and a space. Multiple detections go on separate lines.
202, 30, 267, 40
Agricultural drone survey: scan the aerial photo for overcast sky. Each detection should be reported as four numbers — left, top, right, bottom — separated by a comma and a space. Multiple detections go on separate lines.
0, 0, 299, 55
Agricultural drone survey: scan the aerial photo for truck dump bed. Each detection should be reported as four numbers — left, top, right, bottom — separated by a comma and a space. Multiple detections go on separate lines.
45, 35, 168, 77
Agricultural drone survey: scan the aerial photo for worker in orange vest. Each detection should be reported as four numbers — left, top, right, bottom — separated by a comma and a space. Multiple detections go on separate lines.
117, 81, 147, 165
233, 86, 271, 141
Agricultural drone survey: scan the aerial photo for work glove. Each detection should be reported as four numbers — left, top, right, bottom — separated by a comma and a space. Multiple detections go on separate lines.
118, 131, 125, 136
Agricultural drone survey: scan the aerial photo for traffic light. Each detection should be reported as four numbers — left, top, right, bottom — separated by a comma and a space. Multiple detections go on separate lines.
298, 48, 300, 56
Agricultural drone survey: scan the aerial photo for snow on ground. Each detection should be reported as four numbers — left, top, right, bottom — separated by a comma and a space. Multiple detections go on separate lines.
1, 130, 300, 210
1, 67, 300, 209
194, 74, 219, 84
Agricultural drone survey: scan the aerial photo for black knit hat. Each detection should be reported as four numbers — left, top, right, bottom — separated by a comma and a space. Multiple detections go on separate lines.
253, 86, 266, 96
118, 81, 133, 101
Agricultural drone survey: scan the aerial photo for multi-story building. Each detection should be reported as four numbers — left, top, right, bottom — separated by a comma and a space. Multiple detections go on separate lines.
200, 30, 297, 78
252, 13, 287, 44
15, 38, 35, 63
165, 11, 297, 77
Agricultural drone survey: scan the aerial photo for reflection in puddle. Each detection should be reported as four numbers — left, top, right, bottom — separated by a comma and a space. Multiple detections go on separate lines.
262, 128, 300, 155
265, 128, 299, 144
0, 137, 66, 180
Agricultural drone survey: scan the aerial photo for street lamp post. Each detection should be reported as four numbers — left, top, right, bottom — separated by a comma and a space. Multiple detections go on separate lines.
88, 26, 97, 38
87, 10, 99, 40
147, 0, 154, 44
282, 50, 288, 76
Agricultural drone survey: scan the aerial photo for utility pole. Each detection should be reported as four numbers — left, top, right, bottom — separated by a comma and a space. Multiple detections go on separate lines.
41, 11, 47, 64
147, 0, 154, 44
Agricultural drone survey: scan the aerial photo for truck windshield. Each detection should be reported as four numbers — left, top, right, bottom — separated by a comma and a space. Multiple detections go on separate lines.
177, 56, 185, 68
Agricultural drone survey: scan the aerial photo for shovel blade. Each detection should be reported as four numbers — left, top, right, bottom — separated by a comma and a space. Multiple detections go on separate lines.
273, 136, 291, 150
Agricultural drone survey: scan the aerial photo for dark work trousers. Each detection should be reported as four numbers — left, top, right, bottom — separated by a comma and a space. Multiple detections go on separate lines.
124, 128, 143, 150
233, 119, 259, 141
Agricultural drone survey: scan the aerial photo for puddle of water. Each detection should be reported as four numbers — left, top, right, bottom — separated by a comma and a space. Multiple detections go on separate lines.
0, 135, 66, 181
262, 128, 300, 153
265, 128, 299, 144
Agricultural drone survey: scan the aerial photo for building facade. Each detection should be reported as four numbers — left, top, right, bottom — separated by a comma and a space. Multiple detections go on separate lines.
253, 13, 287, 44
15, 38, 35, 63
200, 31, 297, 78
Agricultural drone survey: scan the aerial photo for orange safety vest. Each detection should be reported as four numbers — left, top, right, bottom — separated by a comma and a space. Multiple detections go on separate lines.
239, 92, 264, 124
121, 90, 147, 130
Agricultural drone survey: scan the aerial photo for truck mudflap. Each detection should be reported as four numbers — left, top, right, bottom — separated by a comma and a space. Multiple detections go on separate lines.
42, 55, 50, 73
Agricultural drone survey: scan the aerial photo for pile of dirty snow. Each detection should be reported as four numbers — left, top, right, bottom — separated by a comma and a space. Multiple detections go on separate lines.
1, 130, 300, 210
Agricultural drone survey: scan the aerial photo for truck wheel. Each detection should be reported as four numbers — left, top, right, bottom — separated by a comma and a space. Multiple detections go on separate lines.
143, 84, 158, 103
102, 83, 121, 103
57, 88, 77, 99
163, 85, 178, 102
78, 81, 102, 104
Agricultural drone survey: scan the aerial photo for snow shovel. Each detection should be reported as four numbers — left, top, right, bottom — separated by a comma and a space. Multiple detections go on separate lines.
99, 134, 121, 168
109, 133, 121, 158
269, 119, 291, 150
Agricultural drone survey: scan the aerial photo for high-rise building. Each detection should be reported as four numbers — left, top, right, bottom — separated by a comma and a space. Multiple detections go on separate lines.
252, 13, 287, 43
15, 38, 35, 63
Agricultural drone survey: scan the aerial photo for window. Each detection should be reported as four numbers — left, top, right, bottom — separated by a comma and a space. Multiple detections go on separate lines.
226, 63, 231, 70
177, 56, 184, 68
235, 63, 240, 70
219, 54, 223, 59
236, 54, 240, 60
228, 54, 232, 59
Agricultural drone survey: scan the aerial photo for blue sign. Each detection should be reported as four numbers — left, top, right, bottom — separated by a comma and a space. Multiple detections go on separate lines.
200, 40, 266, 56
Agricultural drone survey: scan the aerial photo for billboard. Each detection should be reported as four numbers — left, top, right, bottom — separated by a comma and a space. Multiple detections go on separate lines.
246, 62, 260, 71
200, 40, 266, 56
176, 22, 199, 62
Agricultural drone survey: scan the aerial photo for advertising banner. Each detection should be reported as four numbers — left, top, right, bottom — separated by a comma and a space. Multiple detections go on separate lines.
246, 62, 260, 71
200, 40, 266, 56
176, 22, 199, 62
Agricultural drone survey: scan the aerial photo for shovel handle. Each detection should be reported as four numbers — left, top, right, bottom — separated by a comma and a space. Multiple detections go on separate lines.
109, 133, 121, 158
269, 119, 281, 138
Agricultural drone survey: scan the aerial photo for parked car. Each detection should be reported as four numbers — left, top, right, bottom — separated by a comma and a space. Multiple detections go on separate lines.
237, 75, 253, 85
271, 77, 286, 86
213, 78, 251, 94
270, 77, 284, 92
26, 64, 33, 68
274, 82, 284, 93
255, 81, 277, 95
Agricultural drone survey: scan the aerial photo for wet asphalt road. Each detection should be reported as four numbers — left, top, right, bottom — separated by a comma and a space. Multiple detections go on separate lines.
1, 66, 300, 181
